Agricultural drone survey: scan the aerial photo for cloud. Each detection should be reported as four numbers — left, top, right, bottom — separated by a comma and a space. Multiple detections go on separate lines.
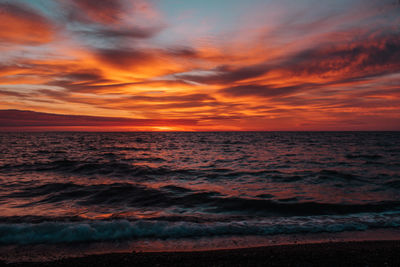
214, 33, 400, 98
128, 93, 215, 103
221, 84, 305, 98
59, 0, 164, 48
94, 48, 154, 69
0, 90, 29, 98
178, 64, 272, 85
0, 109, 198, 128
91, 46, 199, 76
43, 68, 133, 93
48, 80, 134, 94
62, 0, 162, 30
0, 2, 54, 45
284, 34, 400, 78
35, 89, 221, 112
1, 0, 399, 131
67, 0, 124, 24
78, 26, 162, 40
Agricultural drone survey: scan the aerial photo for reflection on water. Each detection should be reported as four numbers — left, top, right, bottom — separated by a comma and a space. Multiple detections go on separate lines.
0, 132, 399, 244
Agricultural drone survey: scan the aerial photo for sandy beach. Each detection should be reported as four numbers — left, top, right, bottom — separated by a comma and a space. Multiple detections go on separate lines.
3, 240, 400, 267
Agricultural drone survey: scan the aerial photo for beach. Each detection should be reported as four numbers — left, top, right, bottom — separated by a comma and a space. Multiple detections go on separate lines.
4, 240, 400, 267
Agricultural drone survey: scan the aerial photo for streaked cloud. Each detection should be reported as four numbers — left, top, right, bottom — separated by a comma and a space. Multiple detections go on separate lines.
0, 2, 54, 45
0, 0, 399, 130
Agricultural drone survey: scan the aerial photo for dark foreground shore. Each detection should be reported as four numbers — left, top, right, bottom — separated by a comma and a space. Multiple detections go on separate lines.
4, 240, 400, 267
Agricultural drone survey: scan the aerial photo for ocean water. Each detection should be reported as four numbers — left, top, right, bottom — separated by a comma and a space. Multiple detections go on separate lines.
0, 132, 399, 247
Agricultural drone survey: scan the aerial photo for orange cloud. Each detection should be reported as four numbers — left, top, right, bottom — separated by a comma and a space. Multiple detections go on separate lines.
0, 3, 54, 45
1, 0, 399, 131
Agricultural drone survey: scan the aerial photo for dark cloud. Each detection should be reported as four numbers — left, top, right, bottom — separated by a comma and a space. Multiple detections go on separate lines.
60, 0, 164, 44
93, 46, 200, 71
68, 0, 124, 24
178, 32, 400, 89
0, 90, 29, 98
198, 115, 243, 121
79, 26, 162, 40
0, 3, 45, 22
168, 47, 199, 58
179, 64, 271, 85
0, 64, 22, 76
48, 79, 135, 93
131, 79, 195, 87
129, 93, 215, 102
120, 101, 222, 110
0, 2, 53, 44
221, 84, 306, 98
43, 69, 133, 93
216, 34, 400, 98
37, 89, 217, 108
94, 48, 154, 69
285, 34, 400, 77
0, 110, 198, 128
62, 70, 104, 82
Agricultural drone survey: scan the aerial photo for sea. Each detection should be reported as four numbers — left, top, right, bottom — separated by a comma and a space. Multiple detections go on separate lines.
0, 132, 400, 260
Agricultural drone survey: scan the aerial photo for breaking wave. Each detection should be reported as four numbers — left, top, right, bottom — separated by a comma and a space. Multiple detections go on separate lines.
1, 212, 400, 245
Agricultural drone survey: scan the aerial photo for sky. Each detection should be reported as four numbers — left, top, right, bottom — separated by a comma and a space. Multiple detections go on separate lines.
0, 0, 400, 131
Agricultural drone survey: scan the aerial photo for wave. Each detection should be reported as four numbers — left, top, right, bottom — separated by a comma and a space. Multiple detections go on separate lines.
1, 212, 399, 245
0, 159, 193, 178
346, 154, 383, 160
103, 146, 151, 152
4, 182, 400, 216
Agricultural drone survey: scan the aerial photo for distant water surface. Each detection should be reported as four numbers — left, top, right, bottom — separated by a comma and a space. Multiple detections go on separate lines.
0, 132, 399, 245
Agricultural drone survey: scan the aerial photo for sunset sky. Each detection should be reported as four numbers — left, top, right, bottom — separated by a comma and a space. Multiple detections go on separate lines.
1, 0, 400, 131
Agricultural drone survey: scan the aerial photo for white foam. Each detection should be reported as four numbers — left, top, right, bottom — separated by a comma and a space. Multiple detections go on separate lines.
1, 212, 400, 245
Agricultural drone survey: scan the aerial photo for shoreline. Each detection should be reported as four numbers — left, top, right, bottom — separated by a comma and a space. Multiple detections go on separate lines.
4, 240, 400, 266
2, 228, 400, 263
2, 228, 400, 264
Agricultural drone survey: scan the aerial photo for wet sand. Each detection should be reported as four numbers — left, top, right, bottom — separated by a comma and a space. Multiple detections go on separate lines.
4, 240, 400, 267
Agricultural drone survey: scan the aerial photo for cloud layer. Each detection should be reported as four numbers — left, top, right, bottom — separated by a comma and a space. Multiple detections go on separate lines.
1, 0, 400, 130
